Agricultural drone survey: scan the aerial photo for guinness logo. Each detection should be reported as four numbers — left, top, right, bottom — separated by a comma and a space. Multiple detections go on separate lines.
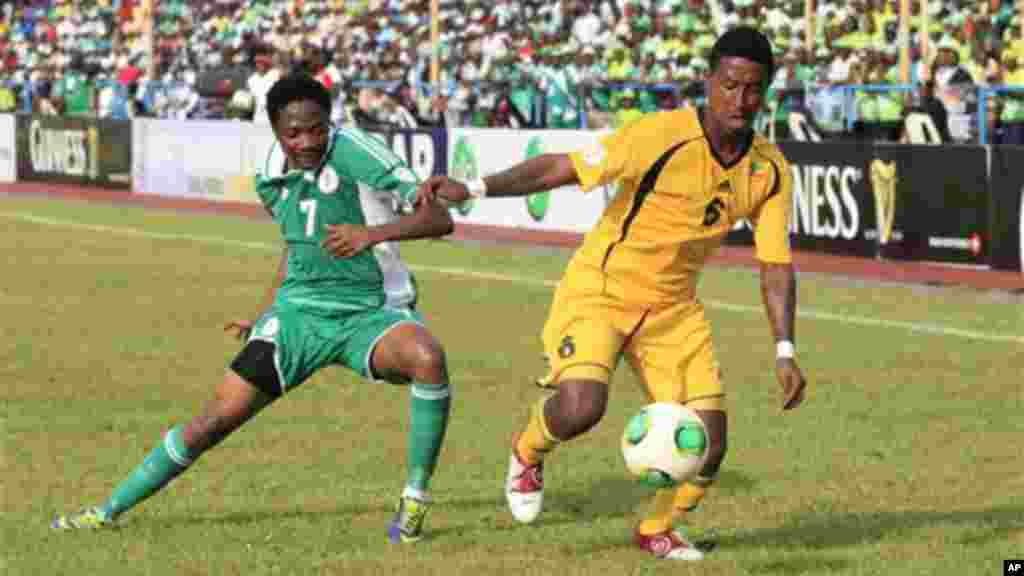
869, 159, 898, 245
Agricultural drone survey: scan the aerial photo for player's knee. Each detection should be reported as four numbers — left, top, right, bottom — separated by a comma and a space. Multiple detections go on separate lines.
550, 379, 607, 439
402, 339, 448, 384
703, 432, 727, 475
697, 411, 728, 476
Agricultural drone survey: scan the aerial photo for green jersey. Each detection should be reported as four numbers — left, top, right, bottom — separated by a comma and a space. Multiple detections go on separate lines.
256, 127, 420, 312
55, 72, 94, 117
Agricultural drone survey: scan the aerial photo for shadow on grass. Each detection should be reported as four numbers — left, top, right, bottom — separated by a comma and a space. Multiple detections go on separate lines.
145, 501, 394, 529
547, 468, 759, 522
138, 469, 762, 536
146, 494, 513, 531
753, 557, 850, 574
722, 505, 1024, 550
537, 505, 1023, 564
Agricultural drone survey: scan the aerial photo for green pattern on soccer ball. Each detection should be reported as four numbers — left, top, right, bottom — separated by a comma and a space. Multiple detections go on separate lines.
639, 469, 677, 489
675, 423, 707, 455
624, 410, 651, 446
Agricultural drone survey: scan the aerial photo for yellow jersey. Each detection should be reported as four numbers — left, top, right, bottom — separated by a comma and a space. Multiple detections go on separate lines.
567, 106, 793, 305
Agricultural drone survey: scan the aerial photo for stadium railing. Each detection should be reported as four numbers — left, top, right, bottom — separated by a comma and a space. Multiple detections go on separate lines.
13, 75, 1016, 143
349, 80, 688, 129
979, 85, 1024, 145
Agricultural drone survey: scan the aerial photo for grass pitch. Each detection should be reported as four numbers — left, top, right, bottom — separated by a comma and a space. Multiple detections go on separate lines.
2, 194, 1022, 575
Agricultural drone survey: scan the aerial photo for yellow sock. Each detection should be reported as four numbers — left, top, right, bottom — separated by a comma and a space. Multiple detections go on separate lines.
673, 480, 710, 514
515, 395, 559, 466
638, 488, 676, 535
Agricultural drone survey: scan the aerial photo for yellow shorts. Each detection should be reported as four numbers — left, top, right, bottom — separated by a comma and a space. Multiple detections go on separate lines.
540, 267, 724, 410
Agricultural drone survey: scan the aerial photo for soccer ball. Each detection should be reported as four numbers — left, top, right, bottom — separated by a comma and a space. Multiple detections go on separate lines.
621, 403, 708, 489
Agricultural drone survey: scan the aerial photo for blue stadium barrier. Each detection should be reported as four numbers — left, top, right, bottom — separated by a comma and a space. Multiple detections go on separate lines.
11, 74, 1018, 143
979, 85, 1024, 145
839, 84, 916, 131
576, 82, 682, 129
349, 80, 684, 129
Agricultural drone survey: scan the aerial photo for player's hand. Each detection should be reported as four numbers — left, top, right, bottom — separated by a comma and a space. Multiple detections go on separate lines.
224, 320, 254, 341
322, 224, 373, 258
417, 176, 471, 206
776, 358, 807, 411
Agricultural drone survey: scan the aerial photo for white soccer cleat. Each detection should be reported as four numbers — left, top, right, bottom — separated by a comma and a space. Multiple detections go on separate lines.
505, 448, 544, 524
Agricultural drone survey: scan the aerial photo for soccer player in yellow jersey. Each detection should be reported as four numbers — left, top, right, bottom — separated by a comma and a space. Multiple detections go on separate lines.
419, 27, 808, 561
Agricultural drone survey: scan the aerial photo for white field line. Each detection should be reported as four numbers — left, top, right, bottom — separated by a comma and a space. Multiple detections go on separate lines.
4, 211, 1022, 345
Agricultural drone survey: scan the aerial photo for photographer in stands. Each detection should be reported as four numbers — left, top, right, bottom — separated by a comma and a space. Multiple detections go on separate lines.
247, 44, 282, 125
909, 79, 953, 143
194, 47, 251, 120
930, 39, 976, 143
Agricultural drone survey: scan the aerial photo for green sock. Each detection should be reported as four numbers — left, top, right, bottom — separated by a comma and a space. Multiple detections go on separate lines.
101, 424, 196, 519
405, 381, 451, 495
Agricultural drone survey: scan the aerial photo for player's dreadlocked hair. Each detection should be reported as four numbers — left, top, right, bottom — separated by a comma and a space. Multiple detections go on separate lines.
265, 73, 332, 125
709, 26, 776, 79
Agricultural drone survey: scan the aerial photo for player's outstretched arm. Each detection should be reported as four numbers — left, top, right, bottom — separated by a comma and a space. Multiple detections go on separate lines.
225, 246, 288, 340
759, 261, 807, 411
321, 199, 453, 259
418, 153, 580, 205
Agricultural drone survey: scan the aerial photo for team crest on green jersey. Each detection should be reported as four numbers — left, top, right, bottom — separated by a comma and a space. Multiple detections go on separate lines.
318, 166, 340, 194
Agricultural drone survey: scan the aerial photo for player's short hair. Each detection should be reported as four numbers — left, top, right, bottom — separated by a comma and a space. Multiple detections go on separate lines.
709, 26, 775, 79
265, 73, 332, 125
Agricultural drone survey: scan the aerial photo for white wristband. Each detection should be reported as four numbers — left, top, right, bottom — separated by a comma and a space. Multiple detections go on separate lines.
776, 340, 795, 359
467, 177, 488, 198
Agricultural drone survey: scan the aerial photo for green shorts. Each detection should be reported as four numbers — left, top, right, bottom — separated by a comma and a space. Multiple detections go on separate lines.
247, 304, 425, 394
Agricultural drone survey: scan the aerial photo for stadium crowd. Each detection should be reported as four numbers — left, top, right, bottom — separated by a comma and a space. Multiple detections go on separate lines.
1, 0, 1023, 142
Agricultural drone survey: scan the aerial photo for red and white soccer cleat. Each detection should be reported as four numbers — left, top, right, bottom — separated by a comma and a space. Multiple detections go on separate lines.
505, 445, 544, 524
634, 528, 705, 561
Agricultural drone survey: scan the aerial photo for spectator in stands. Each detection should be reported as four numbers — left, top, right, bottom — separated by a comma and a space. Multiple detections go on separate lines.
162, 69, 201, 120
572, 3, 607, 50
996, 54, 1024, 142
54, 55, 96, 117
116, 52, 145, 89
825, 43, 856, 86
911, 79, 953, 143
303, 45, 339, 90
421, 92, 457, 129
10, 0, 1022, 136
482, 82, 529, 129
932, 38, 974, 89
612, 89, 644, 128
383, 82, 423, 128
34, 74, 60, 116
999, 52, 1024, 85
0, 81, 16, 113
190, 47, 248, 120
352, 86, 390, 129
985, 97, 1011, 144
248, 44, 282, 124
771, 51, 803, 118
978, 39, 1002, 85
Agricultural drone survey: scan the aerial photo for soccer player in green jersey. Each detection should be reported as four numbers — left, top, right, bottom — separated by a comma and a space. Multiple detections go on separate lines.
52, 74, 456, 543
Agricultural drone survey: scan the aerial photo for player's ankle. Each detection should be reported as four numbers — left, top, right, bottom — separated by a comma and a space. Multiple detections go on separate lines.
513, 443, 542, 468
401, 485, 430, 502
